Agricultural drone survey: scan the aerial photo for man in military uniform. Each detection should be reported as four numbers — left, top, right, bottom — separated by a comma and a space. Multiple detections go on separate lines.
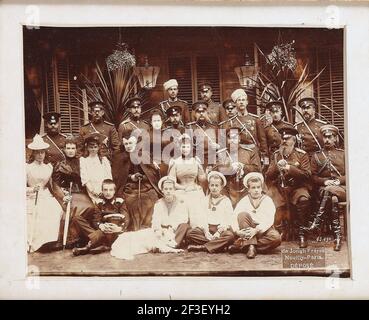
198, 82, 226, 125
220, 89, 268, 166
220, 99, 238, 121
305, 124, 346, 251
294, 97, 327, 157
72, 179, 130, 255
117, 96, 150, 142
79, 101, 120, 160
264, 101, 294, 155
162, 105, 186, 166
159, 79, 191, 124
42, 112, 67, 165
186, 101, 218, 167
215, 127, 262, 207
266, 126, 312, 248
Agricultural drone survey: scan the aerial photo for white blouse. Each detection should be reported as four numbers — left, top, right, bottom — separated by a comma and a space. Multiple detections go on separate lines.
80, 155, 112, 195
234, 194, 276, 233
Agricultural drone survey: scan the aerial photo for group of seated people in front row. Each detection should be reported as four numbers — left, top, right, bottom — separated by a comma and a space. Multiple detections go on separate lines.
26, 83, 346, 258
26, 131, 280, 260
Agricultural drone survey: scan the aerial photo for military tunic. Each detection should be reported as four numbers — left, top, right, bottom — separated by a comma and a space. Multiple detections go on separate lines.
265, 120, 294, 155
42, 133, 66, 166
117, 118, 150, 142
266, 147, 312, 208
219, 113, 268, 155
186, 121, 218, 166
159, 99, 191, 124
216, 145, 262, 207
79, 120, 120, 159
294, 118, 327, 155
311, 147, 346, 201
192, 100, 226, 125
72, 197, 129, 248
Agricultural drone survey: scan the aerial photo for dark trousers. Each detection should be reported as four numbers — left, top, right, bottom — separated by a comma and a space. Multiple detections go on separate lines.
72, 215, 118, 248
174, 223, 191, 247
186, 225, 235, 253
237, 212, 281, 253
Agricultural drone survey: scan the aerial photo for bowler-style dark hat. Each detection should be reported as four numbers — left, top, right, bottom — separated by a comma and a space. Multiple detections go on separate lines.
84, 132, 105, 145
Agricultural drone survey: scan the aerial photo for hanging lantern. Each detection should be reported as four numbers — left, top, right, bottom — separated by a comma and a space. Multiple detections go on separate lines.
234, 53, 258, 89
133, 56, 160, 89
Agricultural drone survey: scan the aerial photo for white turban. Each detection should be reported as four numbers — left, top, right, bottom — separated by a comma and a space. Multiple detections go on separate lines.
163, 79, 178, 91
231, 88, 247, 102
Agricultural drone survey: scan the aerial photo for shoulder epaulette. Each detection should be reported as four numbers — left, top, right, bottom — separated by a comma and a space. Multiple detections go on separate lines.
295, 148, 307, 154
178, 99, 188, 104
186, 121, 196, 126
282, 120, 293, 126
120, 119, 131, 125
336, 148, 345, 152
104, 120, 114, 126
82, 122, 91, 127
316, 119, 327, 124
60, 133, 67, 138
240, 145, 253, 151
41, 133, 47, 137
249, 113, 259, 118
218, 119, 228, 126
115, 197, 124, 203
294, 121, 303, 127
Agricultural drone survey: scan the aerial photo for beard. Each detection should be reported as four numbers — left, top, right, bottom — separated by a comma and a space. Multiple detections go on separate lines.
281, 144, 294, 156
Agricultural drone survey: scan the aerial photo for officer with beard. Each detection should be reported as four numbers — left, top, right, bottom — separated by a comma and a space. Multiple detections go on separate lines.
117, 97, 150, 142
198, 82, 226, 125
294, 97, 327, 156
79, 101, 120, 160
186, 101, 218, 167
42, 112, 67, 165
266, 126, 312, 248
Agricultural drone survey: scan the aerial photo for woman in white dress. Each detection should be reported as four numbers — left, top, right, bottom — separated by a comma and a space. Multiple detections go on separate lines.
26, 134, 63, 252
80, 132, 112, 204
168, 133, 208, 229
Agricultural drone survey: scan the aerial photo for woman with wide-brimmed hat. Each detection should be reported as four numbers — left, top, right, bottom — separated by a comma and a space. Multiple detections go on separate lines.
26, 134, 63, 252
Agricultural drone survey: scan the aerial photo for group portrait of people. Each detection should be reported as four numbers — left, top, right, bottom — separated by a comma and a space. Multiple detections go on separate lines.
25, 78, 347, 261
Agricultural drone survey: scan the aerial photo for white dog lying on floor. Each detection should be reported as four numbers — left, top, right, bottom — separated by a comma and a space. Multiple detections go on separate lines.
110, 227, 184, 260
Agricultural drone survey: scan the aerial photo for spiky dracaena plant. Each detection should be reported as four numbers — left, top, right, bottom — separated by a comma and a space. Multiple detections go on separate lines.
79, 62, 145, 128
248, 41, 325, 122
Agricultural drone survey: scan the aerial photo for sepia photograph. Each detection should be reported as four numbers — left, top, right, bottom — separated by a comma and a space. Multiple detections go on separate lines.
23, 25, 350, 277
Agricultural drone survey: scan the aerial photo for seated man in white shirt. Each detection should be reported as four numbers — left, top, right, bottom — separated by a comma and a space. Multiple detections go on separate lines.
151, 176, 191, 249
186, 171, 236, 253
231, 172, 281, 259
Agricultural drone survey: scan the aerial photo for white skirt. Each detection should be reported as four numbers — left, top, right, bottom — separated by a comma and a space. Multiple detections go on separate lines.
27, 189, 63, 252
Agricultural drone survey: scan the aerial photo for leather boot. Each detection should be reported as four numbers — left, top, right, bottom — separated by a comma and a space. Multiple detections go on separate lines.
72, 241, 92, 256
331, 196, 342, 251
305, 191, 331, 232
296, 199, 310, 248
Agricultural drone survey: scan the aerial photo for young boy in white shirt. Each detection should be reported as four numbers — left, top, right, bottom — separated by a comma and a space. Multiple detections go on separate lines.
186, 171, 236, 253
231, 172, 281, 259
